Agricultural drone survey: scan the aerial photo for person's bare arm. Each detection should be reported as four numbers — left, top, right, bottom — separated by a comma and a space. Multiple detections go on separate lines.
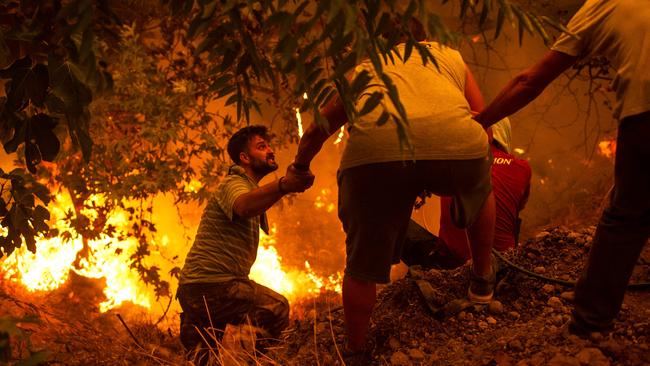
233, 179, 287, 218
233, 170, 314, 219
464, 65, 485, 114
293, 95, 348, 167
475, 50, 577, 128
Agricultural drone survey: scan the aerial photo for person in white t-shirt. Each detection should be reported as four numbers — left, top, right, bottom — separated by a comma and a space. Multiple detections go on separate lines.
293, 18, 497, 358
475, 0, 650, 336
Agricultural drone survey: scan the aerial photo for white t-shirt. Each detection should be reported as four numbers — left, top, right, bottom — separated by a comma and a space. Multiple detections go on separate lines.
551, 0, 650, 120
339, 42, 488, 171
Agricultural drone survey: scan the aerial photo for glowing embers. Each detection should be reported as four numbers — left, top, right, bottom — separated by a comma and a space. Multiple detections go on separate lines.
598, 139, 616, 159
314, 188, 336, 213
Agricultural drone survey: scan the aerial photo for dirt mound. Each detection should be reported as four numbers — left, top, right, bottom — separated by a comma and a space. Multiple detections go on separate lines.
278, 226, 650, 365
2, 225, 648, 365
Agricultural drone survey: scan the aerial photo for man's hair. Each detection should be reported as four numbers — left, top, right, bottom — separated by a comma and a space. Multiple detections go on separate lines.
227, 125, 271, 164
381, 17, 427, 43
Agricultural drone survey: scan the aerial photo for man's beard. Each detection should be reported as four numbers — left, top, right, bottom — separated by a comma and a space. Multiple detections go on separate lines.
250, 156, 278, 176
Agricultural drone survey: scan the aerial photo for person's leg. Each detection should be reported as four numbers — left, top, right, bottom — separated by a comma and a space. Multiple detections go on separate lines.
177, 283, 233, 363
439, 153, 495, 302
342, 274, 376, 351
467, 191, 496, 277
572, 113, 650, 333
245, 280, 290, 341
337, 162, 419, 352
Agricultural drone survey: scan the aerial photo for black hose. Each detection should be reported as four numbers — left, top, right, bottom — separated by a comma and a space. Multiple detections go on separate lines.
492, 249, 650, 290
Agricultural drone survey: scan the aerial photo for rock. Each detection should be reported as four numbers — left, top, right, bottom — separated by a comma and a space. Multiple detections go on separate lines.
548, 354, 581, 366
478, 321, 488, 329
390, 351, 411, 366
488, 300, 504, 314
567, 232, 581, 240
534, 266, 546, 274
388, 337, 401, 351
487, 316, 497, 325
589, 332, 604, 341
548, 297, 563, 309
575, 347, 610, 366
598, 339, 624, 357
315, 322, 327, 333
530, 352, 547, 366
408, 348, 425, 362
536, 231, 551, 241
560, 291, 575, 301
542, 284, 555, 293
508, 339, 523, 351
509, 311, 521, 319
552, 315, 564, 326
492, 351, 513, 366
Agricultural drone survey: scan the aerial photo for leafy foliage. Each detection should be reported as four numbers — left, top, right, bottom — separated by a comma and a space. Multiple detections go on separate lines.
0, 0, 113, 254
0, 168, 50, 257
168, 0, 560, 147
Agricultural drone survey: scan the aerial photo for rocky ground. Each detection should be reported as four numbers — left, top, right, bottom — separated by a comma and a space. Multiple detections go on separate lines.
276, 226, 650, 366
1, 225, 649, 365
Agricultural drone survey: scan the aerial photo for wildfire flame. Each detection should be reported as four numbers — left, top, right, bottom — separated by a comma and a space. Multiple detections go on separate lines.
251, 226, 341, 301
2, 193, 153, 312
598, 139, 616, 159
2, 192, 342, 313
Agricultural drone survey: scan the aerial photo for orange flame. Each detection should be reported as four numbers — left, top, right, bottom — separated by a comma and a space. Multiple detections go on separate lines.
598, 139, 616, 159
2, 193, 342, 313
250, 226, 342, 302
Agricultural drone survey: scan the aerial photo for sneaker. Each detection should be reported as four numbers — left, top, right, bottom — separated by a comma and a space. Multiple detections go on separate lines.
467, 254, 498, 304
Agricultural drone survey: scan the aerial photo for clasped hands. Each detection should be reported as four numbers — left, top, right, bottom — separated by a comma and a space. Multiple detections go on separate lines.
282, 163, 315, 193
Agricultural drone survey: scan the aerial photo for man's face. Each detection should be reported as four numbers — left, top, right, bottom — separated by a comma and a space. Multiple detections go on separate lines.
244, 135, 278, 176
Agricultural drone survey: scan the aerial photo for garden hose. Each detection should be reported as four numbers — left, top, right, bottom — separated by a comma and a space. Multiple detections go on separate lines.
492, 249, 650, 290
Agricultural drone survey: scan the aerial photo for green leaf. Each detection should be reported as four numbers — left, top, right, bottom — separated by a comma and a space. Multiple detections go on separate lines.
358, 92, 383, 116
403, 41, 413, 62
460, 0, 470, 19
480, 0, 492, 27
4, 120, 26, 153
530, 15, 551, 45
333, 52, 357, 78
30, 114, 60, 162
376, 110, 390, 126
494, 5, 506, 40
540, 16, 572, 35
349, 70, 372, 96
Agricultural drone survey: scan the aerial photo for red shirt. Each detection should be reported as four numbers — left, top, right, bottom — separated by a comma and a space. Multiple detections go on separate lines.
439, 145, 532, 261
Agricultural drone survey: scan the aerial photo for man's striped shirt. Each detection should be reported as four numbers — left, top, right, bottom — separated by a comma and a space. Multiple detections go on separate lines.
179, 166, 264, 284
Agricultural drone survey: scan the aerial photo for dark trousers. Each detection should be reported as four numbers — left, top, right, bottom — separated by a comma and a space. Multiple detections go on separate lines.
573, 111, 650, 331
176, 279, 289, 361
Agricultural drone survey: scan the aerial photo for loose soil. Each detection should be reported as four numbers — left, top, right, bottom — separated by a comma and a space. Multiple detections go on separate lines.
1, 225, 649, 365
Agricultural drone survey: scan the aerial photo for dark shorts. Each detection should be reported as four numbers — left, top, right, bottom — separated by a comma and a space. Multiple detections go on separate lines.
176, 279, 289, 352
338, 154, 492, 284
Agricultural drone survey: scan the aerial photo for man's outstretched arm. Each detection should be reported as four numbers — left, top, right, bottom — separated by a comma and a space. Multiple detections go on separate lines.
475, 50, 577, 129
233, 171, 313, 219
293, 94, 348, 168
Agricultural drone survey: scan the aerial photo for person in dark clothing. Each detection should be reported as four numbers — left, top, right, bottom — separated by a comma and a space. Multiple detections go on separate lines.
475, 0, 650, 336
